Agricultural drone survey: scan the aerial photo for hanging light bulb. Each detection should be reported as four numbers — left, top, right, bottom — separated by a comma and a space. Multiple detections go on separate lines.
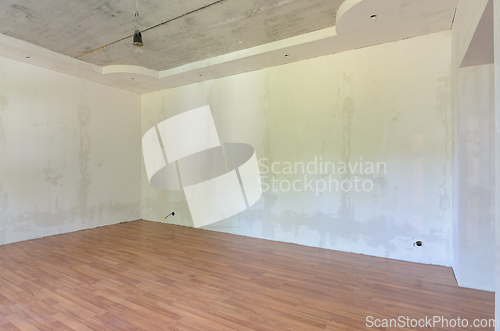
133, 28, 143, 53
133, 0, 144, 53
133, 29, 143, 46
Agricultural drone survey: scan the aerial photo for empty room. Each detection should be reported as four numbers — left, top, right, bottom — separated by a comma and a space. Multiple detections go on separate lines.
0, 0, 498, 329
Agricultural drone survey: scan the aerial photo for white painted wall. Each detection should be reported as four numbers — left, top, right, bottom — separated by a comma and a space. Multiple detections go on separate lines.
0, 56, 141, 244
451, 0, 495, 292
141, 31, 453, 266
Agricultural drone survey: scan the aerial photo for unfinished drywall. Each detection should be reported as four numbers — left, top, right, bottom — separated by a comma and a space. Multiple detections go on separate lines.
141, 31, 452, 266
0, 56, 141, 245
451, 0, 495, 292
452, 64, 495, 291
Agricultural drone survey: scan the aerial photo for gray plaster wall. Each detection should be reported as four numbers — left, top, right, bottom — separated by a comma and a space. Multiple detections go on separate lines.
0, 56, 141, 245
452, 63, 495, 291
451, 0, 495, 292
141, 31, 453, 266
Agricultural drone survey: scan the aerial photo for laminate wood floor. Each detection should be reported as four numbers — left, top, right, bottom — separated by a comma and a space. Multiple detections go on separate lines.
0, 220, 494, 330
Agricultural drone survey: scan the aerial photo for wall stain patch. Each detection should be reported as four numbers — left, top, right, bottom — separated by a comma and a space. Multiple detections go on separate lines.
77, 97, 92, 220
0, 95, 8, 144
43, 167, 63, 186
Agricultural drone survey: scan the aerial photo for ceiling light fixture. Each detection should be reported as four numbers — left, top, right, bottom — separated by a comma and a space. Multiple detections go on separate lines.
133, 30, 143, 48
133, 0, 146, 53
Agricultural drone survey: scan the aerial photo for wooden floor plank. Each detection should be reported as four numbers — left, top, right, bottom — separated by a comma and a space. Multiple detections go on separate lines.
0, 220, 494, 330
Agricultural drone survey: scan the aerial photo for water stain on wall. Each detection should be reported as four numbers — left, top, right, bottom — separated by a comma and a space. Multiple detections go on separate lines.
2, 201, 139, 241
209, 203, 420, 258
43, 167, 63, 186
336, 73, 356, 221
0, 184, 7, 243
0, 95, 9, 144
77, 96, 92, 221
437, 74, 452, 217
0, 183, 9, 213
260, 73, 273, 161
0, 61, 5, 78
254, 73, 279, 240
0, 95, 8, 108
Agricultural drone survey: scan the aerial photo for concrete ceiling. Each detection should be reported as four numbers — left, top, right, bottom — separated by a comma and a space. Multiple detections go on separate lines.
0, 0, 342, 71
0, 0, 458, 94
